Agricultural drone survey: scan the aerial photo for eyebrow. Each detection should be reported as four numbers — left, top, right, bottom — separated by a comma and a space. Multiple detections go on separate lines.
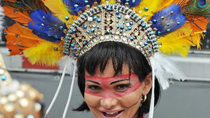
110, 79, 130, 85
86, 80, 100, 85
85, 73, 134, 79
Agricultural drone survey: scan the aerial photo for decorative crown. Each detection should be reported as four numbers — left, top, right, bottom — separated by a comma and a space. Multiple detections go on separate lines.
63, 2, 159, 60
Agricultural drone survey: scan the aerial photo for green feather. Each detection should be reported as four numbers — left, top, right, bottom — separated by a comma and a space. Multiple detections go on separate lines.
182, 0, 210, 17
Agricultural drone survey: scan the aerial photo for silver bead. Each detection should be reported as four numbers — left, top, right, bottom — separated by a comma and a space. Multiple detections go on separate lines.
88, 17, 93, 21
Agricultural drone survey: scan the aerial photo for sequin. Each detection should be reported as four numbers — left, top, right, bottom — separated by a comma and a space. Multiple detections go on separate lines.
1, 75, 6, 81
27, 115, 34, 118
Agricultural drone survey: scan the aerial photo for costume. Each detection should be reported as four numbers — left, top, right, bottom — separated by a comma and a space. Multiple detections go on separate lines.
0, 52, 44, 118
1, 0, 209, 118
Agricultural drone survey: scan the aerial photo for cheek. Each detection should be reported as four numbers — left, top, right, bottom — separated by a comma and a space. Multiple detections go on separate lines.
118, 87, 143, 108
84, 93, 101, 108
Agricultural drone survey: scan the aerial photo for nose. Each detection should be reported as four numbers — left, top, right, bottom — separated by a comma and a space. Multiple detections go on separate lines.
100, 98, 118, 109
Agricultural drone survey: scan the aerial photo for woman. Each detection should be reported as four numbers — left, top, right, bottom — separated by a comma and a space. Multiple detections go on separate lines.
75, 42, 160, 118
1, 0, 209, 118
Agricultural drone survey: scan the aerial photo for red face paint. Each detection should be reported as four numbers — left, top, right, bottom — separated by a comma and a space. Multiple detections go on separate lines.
85, 73, 142, 98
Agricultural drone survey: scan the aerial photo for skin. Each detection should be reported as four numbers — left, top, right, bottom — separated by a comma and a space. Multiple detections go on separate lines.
84, 60, 152, 118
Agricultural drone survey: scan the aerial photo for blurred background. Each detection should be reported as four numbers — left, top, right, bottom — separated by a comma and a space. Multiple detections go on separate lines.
0, 18, 210, 118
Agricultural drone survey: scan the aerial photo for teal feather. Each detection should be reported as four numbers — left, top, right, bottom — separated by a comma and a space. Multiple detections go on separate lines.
181, 0, 210, 17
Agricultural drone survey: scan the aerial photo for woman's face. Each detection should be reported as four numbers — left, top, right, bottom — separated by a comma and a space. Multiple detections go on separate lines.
84, 60, 152, 118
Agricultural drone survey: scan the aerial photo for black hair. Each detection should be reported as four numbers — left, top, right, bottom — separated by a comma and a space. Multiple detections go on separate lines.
74, 41, 160, 118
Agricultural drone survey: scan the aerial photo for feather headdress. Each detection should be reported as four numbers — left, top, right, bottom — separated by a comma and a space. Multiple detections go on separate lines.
1, 0, 209, 118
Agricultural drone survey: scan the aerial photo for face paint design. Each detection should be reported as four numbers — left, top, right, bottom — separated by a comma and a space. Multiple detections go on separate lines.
85, 73, 142, 98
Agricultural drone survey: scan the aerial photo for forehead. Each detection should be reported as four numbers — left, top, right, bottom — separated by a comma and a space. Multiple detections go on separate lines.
85, 59, 130, 77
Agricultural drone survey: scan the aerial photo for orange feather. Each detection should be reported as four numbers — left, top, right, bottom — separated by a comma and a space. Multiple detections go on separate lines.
172, 0, 190, 7
3, 6, 32, 26
186, 16, 209, 33
6, 43, 27, 55
4, 23, 44, 55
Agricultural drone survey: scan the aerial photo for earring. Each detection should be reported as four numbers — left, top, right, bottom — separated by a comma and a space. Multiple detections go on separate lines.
141, 95, 147, 103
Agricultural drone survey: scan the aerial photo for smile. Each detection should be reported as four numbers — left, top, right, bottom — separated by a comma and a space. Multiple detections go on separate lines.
101, 110, 124, 118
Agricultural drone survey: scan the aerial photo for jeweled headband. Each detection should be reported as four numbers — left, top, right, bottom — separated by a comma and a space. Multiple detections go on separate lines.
63, 3, 159, 61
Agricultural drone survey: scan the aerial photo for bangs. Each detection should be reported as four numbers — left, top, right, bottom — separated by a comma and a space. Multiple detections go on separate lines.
78, 41, 151, 80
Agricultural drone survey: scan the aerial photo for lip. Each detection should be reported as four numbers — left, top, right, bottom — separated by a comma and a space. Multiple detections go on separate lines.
100, 110, 124, 118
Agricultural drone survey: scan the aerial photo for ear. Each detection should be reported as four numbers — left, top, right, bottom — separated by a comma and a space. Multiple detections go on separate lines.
142, 73, 152, 95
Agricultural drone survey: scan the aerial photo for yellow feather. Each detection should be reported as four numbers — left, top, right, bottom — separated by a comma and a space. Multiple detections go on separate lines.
109, 0, 116, 4
101, 0, 107, 4
134, 0, 174, 21
42, 0, 73, 26
23, 41, 63, 66
158, 0, 175, 11
158, 23, 202, 57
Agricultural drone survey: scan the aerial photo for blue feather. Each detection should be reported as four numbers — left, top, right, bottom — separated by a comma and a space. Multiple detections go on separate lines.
121, 0, 141, 7
151, 3, 186, 36
28, 9, 66, 42
63, 0, 101, 15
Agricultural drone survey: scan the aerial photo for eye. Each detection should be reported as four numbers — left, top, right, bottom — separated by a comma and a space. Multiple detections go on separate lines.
115, 84, 130, 92
87, 85, 101, 91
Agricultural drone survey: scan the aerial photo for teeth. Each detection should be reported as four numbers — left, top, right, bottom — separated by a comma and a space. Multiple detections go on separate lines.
106, 111, 118, 115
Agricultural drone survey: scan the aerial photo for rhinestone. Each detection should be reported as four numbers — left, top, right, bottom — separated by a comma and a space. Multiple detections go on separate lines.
65, 16, 69, 20
120, 26, 124, 30
105, 35, 109, 40
114, 36, 119, 40
88, 42, 92, 47
153, 19, 157, 23
130, 37, 134, 41
0, 69, 5, 75
27, 115, 34, 118
97, 18, 101, 23
83, 25, 87, 29
88, 17, 93, 21
123, 37, 127, 42
0, 97, 8, 105
139, 10, 143, 14
203, 30, 207, 34
116, 11, 119, 15
125, 23, 130, 27
4, 104, 15, 112
8, 94, 17, 102
14, 114, 24, 118
1, 76, 6, 81
134, 32, 138, 36
117, 15, 122, 19
16, 90, 25, 98
144, 7, 148, 11
116, 31, 120, 35
35, 103, 42, 112
19, 98, 29, 107
100, 36, 105, 40
125, 15, 130, 20
127, 26, 132, 30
